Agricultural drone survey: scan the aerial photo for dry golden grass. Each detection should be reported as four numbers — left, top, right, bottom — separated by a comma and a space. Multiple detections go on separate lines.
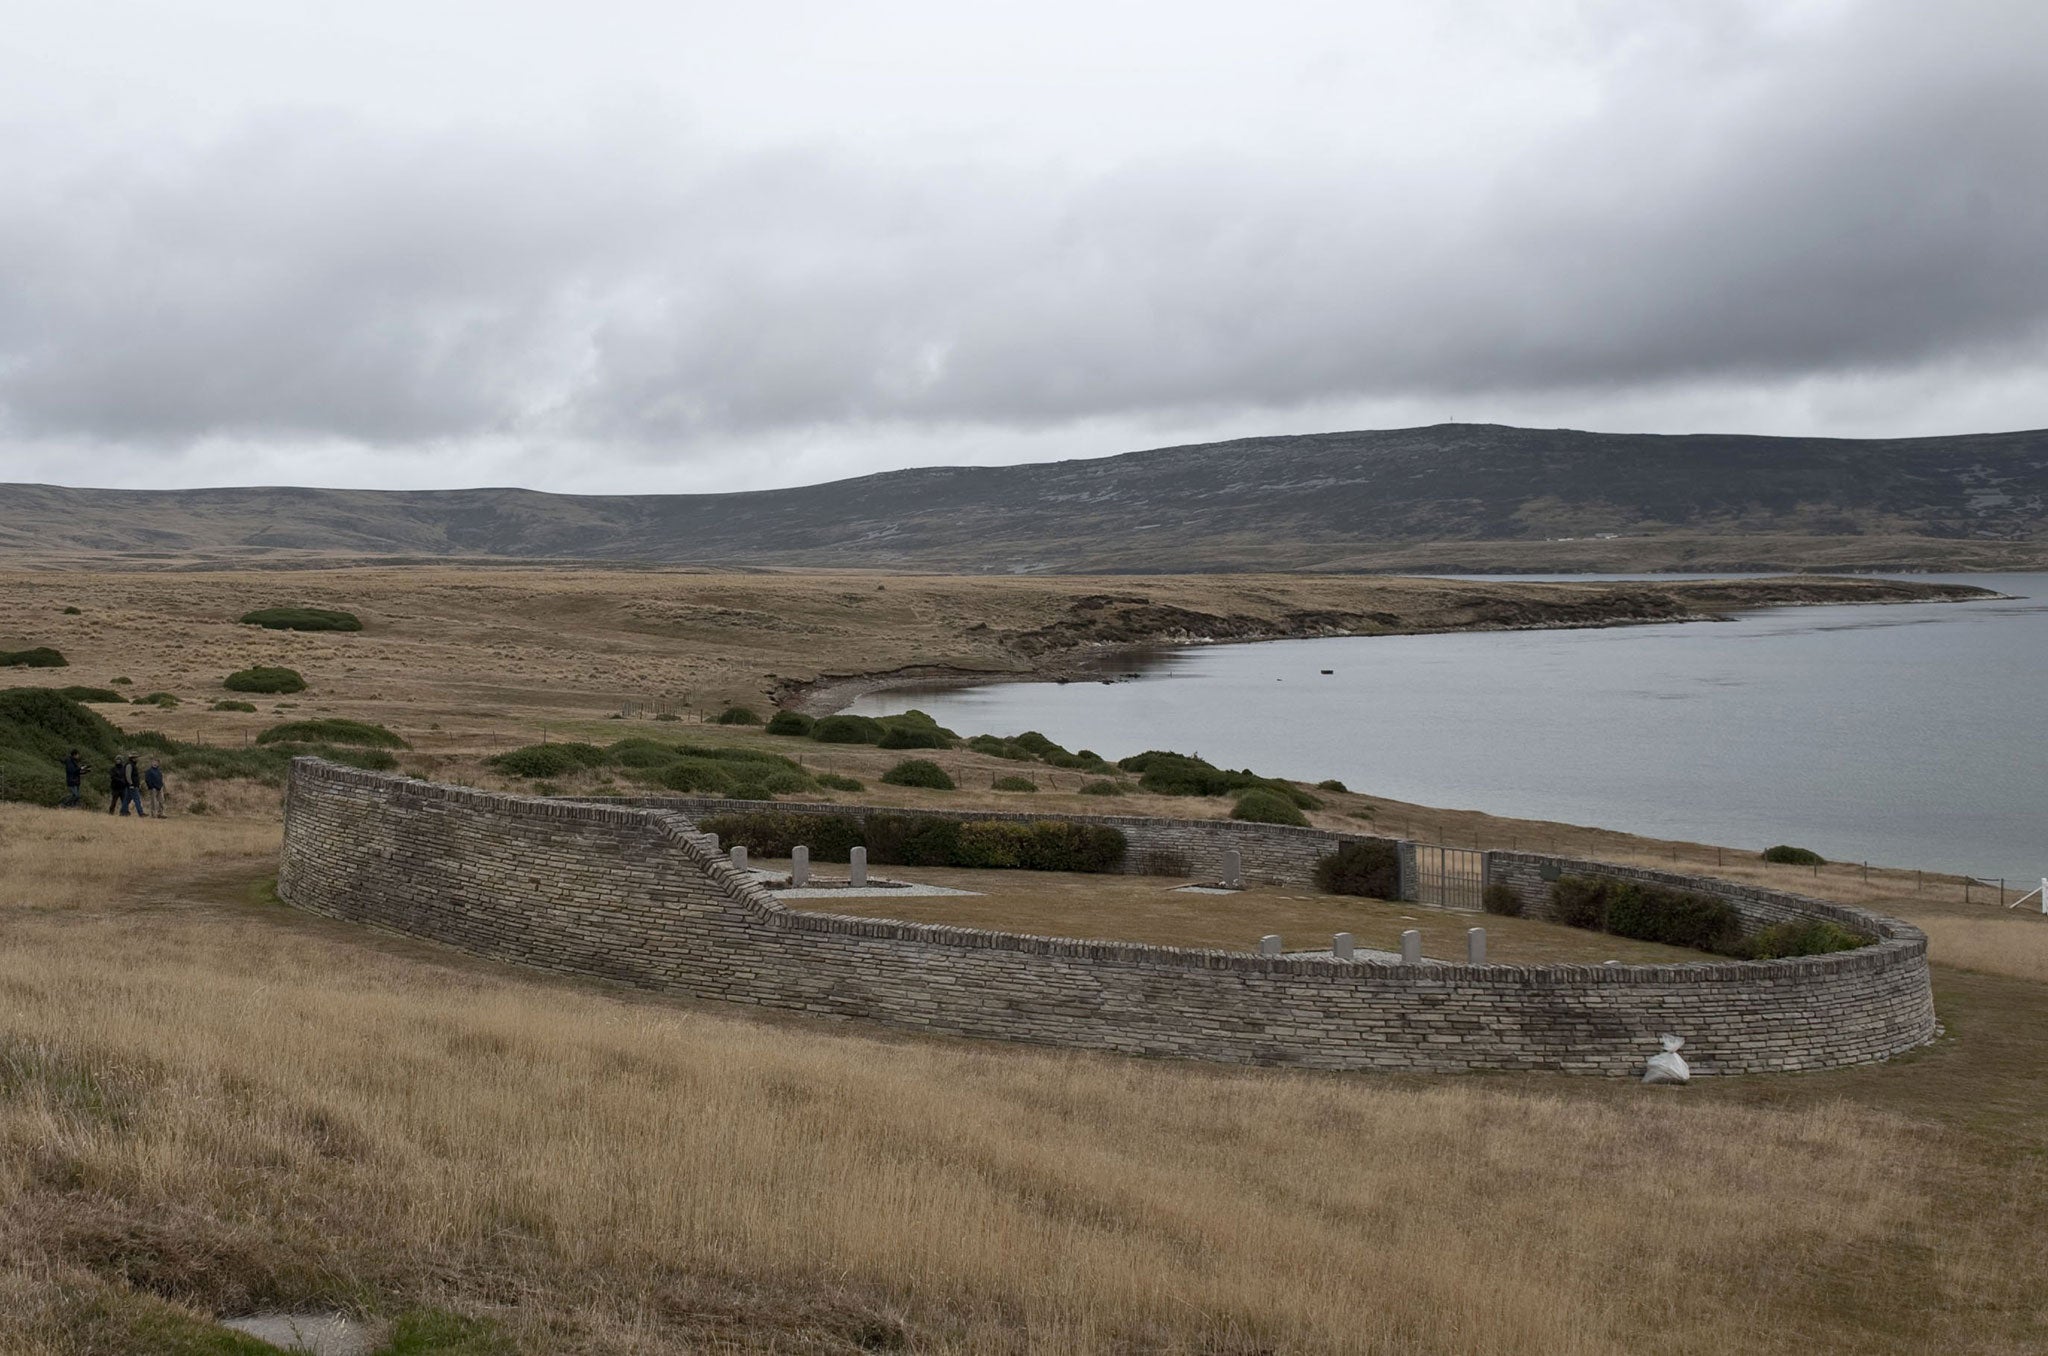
0, 805, 1952, 1353
1914, 913, 2048, 983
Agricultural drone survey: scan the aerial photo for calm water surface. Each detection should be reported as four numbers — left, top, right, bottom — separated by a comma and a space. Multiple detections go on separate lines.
850, 574, 2047, 882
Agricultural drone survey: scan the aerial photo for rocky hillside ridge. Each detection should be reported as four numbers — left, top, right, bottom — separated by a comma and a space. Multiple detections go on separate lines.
4, 424, 2045, 573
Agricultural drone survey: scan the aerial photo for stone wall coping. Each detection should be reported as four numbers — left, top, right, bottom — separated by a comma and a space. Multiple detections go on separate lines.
295, 759, 1927, 986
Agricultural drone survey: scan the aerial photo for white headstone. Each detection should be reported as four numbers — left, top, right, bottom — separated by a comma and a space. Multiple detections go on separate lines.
1466, 927, 1486, 964
1400, 929, 1422, 965
704, 832, 719, 851
792, 844, 810, 886
1332, 932, 1355, 961
850, 845, 868, 887
1259, 934, 1282, 957
729, 844, 747, 871
1223, 848, 1244, 889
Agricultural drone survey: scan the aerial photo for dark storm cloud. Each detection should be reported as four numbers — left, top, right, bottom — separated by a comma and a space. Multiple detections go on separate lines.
0, 0, 2043, 467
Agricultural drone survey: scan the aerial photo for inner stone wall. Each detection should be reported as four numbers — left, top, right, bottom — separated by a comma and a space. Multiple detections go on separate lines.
279, 760, 1937, 1076
594, 794, 1388, 887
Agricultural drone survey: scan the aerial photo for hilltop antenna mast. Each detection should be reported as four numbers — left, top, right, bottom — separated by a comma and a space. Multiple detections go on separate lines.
2008, 878, 2048, 913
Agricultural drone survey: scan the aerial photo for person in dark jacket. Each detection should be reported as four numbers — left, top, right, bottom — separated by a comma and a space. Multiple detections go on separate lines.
143, 758, 166, 818
122, 755, 145, 817
108, 754, 130, 814
62, 748, 85, 807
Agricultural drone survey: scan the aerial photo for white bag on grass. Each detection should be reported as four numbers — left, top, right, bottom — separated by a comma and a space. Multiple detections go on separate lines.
1643, 1034, 1690, 1085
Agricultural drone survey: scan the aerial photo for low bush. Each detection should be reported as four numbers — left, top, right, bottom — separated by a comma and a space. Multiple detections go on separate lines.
605, 737, 679, 768
1119, 749, 1320, 808
1547, 874, 1750, 955
1078, 780, 1130, 796
700, 811, 1125, 873
491, 743, 607, 778
714, 705, 762, 726
1762, 845, 1826, 866
764, 711, 814, 736
1316, 779, 1349, 793
210, 700, 258, 712
812, 714, 884, 744
1482, 883, 1524, 917
257, 718, 409, 749
878, 724, 951, 749
966, 734, 1036, 761
991, 775, 1038, 792
0, 687, 126, 803
881, 759, 955, 790
815, 772, 864, 792
0, 647, 67, 668
238, 606, 363, 632
1231, 789, 1308, 827
223, 666, 306, 694
61, 606, 81, 615
57, 686, 125, 703
111, 677, 132, 686
1313, 841, 1399, 898
131, 692, 178, 708
1743, 919, 1868, 959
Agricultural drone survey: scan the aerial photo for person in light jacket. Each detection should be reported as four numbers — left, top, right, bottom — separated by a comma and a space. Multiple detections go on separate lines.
143, 758, 166, 818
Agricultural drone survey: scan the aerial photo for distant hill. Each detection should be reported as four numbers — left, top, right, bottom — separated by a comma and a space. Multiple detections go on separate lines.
4, 424, 2045, 572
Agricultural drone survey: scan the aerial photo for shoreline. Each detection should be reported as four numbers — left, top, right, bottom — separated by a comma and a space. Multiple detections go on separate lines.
790, 577, 2006, 715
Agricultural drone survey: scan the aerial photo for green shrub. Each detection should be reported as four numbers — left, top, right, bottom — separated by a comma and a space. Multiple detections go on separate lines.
765, 710, 814, 736
1312, 841, 1399, 897
1120, 749, 1319, 808
210, 699, 258, 712
132, 692, 179, 708
1742, 919, 1868, 959
1549, 875, 1610, 930
878, 724, 951, 749
812, 714, 884, 744
816, 773, 864, 792
991, 775, 1038, 792
714, 705, 762, 725
1603, 882, 1744, 953
605, 737, 679, 768
881, 759, 955, 790
491, 743, 606, 778
1482, 883, 1524, 917
111, 677, 131, 685
0, 687, 127, 803
0, 647, 67, 668
1548, 874, 1750, 955
61, 606, 81, 615
1231, 788, 1307, 826
1762, 844, 1826, 866
967, 734, 1035, 761
1078, 779, 1130, 796
668, 743, 803, 769
223, 666, 306, 694
58, 686, 125, 703
257, 718, 408, 749
699, 811, 1126, 873
1316, 779, 1349, 793
238, 606, 363, 632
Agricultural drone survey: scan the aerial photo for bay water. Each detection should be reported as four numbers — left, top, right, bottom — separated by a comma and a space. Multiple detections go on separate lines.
849, 574, 2048, 883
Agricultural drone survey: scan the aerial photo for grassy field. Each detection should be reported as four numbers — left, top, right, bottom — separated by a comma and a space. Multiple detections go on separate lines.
4, 803, 2047, 1354
1, 565, 2045, 1351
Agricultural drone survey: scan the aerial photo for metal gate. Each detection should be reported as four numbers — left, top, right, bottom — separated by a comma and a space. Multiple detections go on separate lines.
1413, 844, 1485, 910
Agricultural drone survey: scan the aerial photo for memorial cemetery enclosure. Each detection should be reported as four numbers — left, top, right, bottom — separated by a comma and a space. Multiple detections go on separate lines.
279, 762, 1935, 1076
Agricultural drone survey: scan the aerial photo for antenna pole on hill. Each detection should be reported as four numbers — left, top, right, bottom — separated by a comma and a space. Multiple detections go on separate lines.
2008, 878, 2048, 913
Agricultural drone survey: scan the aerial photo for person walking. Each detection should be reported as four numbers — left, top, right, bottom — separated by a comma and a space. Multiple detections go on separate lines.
122, 754, 145, 818
143, 758, 166, 818
107, 753, 130, 814
62, 748, 86, 808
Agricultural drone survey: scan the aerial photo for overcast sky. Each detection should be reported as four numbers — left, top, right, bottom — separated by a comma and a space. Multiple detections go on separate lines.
2, 0, 2044, 493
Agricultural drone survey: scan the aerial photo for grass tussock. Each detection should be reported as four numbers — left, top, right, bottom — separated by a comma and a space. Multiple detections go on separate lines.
0, 804, 1932, 1353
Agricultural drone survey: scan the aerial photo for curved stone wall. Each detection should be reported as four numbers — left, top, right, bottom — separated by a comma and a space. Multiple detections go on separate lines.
278, 760, 1936, 1076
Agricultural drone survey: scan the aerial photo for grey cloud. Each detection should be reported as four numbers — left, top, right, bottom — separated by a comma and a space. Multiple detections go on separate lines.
1, 0, 2044, 465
